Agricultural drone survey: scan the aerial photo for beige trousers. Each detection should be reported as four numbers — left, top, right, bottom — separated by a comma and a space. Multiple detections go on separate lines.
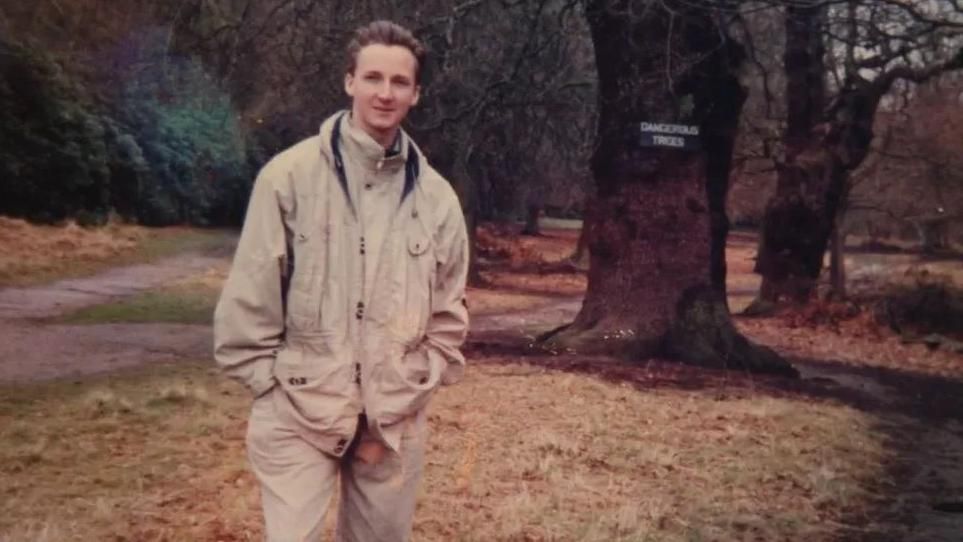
246, 389, 427, 542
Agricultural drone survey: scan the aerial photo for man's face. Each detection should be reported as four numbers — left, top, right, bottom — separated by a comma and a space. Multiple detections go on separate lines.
345, 43, 420, 144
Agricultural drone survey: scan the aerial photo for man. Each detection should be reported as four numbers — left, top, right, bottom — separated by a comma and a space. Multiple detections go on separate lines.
213, 20, 469, 542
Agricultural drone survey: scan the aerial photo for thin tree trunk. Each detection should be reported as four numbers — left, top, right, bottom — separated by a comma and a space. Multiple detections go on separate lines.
544, 0, 796, 377
449, 138, 485, 286
521, 202, 541, 236
829, 220, 846, 299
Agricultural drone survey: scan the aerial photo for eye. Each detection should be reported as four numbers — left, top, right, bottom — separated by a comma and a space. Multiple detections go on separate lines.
364, 73, 381, 82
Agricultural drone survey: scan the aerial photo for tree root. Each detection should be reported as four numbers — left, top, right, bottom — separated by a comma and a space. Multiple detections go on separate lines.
539, 287, 799, 378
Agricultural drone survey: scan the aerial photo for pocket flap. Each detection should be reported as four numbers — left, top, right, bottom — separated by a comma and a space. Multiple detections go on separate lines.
273, 348, 320, 385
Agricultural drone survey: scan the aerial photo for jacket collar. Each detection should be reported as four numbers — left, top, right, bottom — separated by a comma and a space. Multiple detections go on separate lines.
342, 113, 408, 175
318, 110, 422, 210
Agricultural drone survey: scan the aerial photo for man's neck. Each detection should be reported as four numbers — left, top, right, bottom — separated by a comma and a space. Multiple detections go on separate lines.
348, 112, 398, 150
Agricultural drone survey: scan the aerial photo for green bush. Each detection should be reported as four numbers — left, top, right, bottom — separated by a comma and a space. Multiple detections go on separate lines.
0, 40, 111, 223
104, 28, 251, 226
0, 34, 255, 227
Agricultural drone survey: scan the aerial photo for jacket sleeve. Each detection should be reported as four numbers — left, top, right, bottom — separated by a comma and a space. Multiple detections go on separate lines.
212, 167, 289, 397
422, 195, 470, 386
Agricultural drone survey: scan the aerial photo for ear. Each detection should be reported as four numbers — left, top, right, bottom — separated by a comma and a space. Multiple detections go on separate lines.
344, 72, 355, 98
411, 84, 421, 107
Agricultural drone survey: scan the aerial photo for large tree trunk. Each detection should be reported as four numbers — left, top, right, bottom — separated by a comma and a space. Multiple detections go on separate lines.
545, 0, 796, 377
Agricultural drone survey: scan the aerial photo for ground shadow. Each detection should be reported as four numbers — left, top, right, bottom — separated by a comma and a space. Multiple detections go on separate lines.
465, 334, 963, 541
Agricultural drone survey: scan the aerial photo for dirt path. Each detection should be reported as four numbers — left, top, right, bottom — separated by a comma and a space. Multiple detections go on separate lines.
0, 245, 589, 384
0, 251, 225, 319
0, 251, 223, 383
471, 297, 582, 336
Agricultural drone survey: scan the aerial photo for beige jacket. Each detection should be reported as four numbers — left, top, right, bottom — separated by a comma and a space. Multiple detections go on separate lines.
214, 111, 469, 456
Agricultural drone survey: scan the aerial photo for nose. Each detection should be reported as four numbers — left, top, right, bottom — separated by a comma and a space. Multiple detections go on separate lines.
376, 81, 393, 101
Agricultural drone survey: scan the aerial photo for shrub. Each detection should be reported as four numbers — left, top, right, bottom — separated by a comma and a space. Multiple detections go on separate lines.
104, 28, 250, 226
0, 33, 256, 227
874, 270, 963, 339
0, 40, 111, 223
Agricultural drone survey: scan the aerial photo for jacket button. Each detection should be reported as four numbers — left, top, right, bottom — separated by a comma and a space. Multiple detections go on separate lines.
288, 377, 297, 386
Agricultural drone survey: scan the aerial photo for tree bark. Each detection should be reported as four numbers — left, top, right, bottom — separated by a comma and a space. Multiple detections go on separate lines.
521, 202, 542, 236
544, 0, 797, 377
752, 3, 835, 306
829, 220, 846, 299
569, 218, 590, 269
446, 134, 485, 286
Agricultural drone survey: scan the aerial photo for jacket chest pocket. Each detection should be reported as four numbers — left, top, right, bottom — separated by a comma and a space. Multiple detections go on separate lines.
402, 217, 435, 343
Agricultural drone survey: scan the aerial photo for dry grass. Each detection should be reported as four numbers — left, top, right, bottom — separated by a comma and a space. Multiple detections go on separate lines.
421, 362, 894, 542
738, 314, 963, 381
0, 216, 230, 287
3, 223, 956, 540
0, 360, 896, 542
0, 363, 256, 541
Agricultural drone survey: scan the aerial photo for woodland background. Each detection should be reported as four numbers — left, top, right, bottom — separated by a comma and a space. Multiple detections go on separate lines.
1, 1, 959, 242
1, 1, 963, 540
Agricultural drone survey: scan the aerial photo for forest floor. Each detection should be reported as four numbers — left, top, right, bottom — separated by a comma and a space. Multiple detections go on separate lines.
0, 219, 961, 541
